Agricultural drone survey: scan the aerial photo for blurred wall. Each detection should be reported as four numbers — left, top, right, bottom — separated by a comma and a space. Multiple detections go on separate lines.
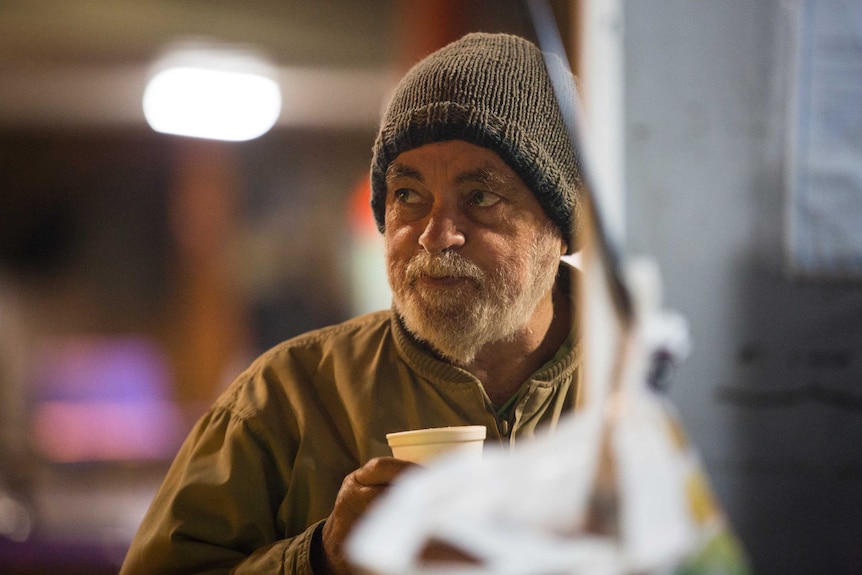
623, 1, 862, 573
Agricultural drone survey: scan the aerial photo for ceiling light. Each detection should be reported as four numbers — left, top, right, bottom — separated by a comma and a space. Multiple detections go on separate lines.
143, 44, 282, 141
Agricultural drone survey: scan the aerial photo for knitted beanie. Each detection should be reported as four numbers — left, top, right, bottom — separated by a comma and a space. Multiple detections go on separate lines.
370, 32, 582, 251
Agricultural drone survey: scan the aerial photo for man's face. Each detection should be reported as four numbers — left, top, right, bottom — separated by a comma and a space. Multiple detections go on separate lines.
383, 139, 567, 365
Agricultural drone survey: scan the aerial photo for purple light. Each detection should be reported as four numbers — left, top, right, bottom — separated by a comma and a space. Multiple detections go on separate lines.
30, 335, 185, 462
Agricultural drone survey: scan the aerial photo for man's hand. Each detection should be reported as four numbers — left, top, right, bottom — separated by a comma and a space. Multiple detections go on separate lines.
320, 456, 416, 575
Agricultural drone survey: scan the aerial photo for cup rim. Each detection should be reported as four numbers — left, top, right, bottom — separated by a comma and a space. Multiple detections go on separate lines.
385, 425, 487, 447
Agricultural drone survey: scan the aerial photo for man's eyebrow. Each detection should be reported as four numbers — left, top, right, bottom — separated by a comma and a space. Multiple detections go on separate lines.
455, 165, 512, 188
385, 163, 423, 183
385, 161, 514, 188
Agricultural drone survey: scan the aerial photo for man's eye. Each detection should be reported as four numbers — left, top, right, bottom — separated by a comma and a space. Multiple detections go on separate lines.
394, 188, 421, 204
468, 189, 502, 207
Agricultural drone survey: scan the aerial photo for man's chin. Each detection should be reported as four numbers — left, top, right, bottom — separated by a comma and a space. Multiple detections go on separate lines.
416, 333, 479, 367
412, 287, 479, 308
397, 310, 481, 365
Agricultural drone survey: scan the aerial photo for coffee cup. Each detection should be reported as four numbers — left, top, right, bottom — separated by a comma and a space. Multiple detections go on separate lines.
386, 425, 486, 463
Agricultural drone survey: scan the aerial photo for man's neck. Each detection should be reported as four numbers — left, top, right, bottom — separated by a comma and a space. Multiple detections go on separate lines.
464, 287, 572, 408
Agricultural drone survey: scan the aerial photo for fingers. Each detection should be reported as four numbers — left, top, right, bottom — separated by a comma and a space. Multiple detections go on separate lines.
353, 456, 417, 486
339, 457, 417, 519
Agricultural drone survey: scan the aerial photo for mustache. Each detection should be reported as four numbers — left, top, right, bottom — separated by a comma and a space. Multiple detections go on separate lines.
404, 251, 484, 283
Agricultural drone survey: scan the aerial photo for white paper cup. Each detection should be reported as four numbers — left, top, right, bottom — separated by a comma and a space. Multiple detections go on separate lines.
386, 425, 486, 463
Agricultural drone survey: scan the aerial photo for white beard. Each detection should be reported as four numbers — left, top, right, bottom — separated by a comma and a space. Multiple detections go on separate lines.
389, 226, 562, 365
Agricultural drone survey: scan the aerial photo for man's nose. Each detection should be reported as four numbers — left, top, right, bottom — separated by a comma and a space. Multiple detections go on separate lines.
418, 208, 466, 254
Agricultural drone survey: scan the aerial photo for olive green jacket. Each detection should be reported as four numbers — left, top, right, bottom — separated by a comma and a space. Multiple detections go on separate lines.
120, 305, 580, 574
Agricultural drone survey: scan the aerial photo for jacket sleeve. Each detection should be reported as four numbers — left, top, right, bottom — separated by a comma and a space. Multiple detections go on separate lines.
119, 403, 320, 575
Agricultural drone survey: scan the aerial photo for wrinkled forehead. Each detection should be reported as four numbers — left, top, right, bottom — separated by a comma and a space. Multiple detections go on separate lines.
383, 140, 533, 197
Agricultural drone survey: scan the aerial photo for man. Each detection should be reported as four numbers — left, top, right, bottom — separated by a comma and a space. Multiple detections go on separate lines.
120, 32, 582, 575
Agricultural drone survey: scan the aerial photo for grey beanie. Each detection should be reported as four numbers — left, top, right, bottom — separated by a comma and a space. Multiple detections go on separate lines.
370, 32, 582, 251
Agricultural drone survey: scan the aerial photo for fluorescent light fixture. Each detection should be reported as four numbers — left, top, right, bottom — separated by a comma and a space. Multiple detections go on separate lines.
143, 44, 282, 141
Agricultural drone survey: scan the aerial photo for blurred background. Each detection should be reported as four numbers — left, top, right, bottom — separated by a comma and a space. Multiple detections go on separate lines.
0, 1, 860, 574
